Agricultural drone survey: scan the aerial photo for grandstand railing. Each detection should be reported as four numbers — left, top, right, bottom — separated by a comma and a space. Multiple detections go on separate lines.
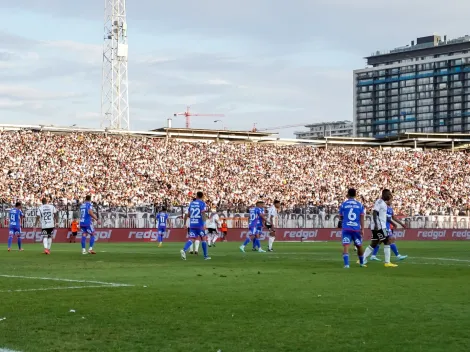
1, 204, 470, 230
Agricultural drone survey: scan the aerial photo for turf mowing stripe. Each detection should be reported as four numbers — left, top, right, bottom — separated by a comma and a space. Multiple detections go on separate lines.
0, 274, 133, 287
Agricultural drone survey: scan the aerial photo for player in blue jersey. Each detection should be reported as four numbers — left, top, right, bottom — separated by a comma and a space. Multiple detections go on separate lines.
369, 199, 408, 261
338, 189, 366, 268
156, 207, 169, 248
8, 202, 24, 252
180, 192, 211, 260
240, 201, 266, 253
80, 195, 98, 255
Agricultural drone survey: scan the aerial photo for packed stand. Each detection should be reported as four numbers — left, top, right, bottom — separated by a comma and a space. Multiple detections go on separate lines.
1, 130, 469, 216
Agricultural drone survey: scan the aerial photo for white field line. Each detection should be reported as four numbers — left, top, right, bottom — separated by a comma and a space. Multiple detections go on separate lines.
0, 274, 133, 287
0, 285, 131, 293
0, 348, 22, 352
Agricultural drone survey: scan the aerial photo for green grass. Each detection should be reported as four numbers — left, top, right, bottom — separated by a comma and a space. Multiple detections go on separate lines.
0, 241, 470, 352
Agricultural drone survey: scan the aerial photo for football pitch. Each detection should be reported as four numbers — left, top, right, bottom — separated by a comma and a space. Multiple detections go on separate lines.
0, 242, 469, 352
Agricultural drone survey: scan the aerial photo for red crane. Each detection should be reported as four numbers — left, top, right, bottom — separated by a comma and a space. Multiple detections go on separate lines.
174, 106, 225, 128
252, 123, 307, 132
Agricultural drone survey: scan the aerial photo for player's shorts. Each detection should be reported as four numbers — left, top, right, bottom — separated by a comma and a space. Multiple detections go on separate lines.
372, 229, 388, 242
387, 229, 394, 238
81, 225, 95, 235
71, 232, 78, 237
158, 226, 166, 235
207, 228, 217, 234
342, 230, 362, 246
41, 228, 54, 236
248, 227, 261, 236
9, 227, 21, 236
188, 228, 206, 239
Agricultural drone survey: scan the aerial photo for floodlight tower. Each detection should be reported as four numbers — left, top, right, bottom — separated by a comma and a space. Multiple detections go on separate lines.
101, 0, 130, 130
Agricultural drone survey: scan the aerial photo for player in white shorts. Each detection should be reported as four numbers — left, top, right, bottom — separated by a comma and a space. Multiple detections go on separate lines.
206, 209, 221, 247
266, 200, 281, 252
35, 198, 58, 255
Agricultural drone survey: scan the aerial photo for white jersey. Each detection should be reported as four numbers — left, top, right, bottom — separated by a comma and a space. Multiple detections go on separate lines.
266, 205, 279, 226
206, 212, 220, 229
37, 204, 57, 229
371, 199, 387, 230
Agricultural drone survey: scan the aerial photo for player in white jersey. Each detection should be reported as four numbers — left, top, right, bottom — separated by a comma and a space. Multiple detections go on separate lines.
35, 198, 58, 255
266, 200, 281, 252
362, 189, 398, 268
207, 209, 221, 247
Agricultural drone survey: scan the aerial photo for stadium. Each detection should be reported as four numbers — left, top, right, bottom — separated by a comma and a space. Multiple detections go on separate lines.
2, 2, 470, 352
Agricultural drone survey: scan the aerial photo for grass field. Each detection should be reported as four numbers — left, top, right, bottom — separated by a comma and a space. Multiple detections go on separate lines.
0, 241, 469, 352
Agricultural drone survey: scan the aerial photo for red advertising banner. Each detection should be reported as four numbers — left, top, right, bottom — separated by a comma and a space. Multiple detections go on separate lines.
1, 228, 470, 243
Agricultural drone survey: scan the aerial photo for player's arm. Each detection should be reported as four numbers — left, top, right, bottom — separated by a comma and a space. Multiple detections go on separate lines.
166, 216, 170, 228
391, 216, 407, 229
360, 213, 365, 235
88, 208, 98, 222
337, 206, 343, 228
183, 211, 189, 228
54, 208, 59, 227
372, 210, 380, 230
35, 210, 40, 228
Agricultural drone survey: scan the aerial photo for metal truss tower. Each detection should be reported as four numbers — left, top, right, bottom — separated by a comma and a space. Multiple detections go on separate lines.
101, 0, 130, 130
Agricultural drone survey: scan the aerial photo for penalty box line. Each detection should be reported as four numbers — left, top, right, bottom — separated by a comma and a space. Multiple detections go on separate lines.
0, 274, 134, 292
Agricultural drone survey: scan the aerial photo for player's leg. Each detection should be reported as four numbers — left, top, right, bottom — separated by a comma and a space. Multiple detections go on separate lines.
212, 230, 219, 247
208, 230, 213, 247
47, 229, 53, 252
390, 236, 407, 260
157, 229, 164, 247
383, 235, 397, 267
252, 235, 257, 251
256, 233, 265, 253
200, 231, 211, 260
354, 234, 366, 267
16, 232, 23, 251
81, 227, 88, 254
88, 227, 96, 254
181, 233, 195, 260
341, 232, 351, 268
194, 239, 200, 254
268, 230, 275, 251
7, 230, 13, 251
370, 244, 381, 261
42, 230, 49, 254
239, 232, 252, 252
188, 228, 194, 253
363, 231, 380, 263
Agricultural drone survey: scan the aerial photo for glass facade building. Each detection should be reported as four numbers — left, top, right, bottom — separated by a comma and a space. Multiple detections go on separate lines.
354, 35, 470, 137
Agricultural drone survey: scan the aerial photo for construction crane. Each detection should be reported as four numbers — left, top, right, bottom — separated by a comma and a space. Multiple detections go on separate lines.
251, 123, 307, 132
173, 106, 225, 129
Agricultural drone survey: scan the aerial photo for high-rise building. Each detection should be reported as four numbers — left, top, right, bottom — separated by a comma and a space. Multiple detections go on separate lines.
294, 120, 353, 139
354, 34, 470, 137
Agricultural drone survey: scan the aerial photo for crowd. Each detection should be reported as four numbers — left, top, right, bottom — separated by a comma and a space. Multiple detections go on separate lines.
1, 130, 469, 216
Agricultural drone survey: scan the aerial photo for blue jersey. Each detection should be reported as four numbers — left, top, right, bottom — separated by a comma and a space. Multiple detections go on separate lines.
386, 206, 393, 230
339, 199, 364, 232
188, 199, 206, 229
9, 208, 23, 229
157, 212, 168, 228
80, 202, 93, 227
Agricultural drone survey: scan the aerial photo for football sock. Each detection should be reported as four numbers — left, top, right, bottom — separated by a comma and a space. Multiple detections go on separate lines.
213, 235, 218, 244
359, 255, 364, 265
364, 246, 373, 259
43, 237, 48, 249
183, 240, 192, 252
8, 235, 12, 249
89, 235, 95, 249
81, 236, 86, 250
343, 253, 349, 266
242, 238, 250, 247
252, 237, 257, 249
17, 236, 22, 250
208, 237, 212, 246
157, 235, 162, 243
189, 243, 194, 252
47, 238, 52, 250
195, 240, 200, 252
390, 243, 399, 256
384, 245, 391, 263
372, 245, 380, 256
201, 241, 208, 257
268, 236, 275, 250
255, 238, 261, 249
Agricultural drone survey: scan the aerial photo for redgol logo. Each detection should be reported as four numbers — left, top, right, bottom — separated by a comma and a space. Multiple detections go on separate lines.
239, 231, 270, 239
417, 230, 446, 240
393, 230, 406, 238
283, 230, 318, 239
128, 230, 158, 240
68, 231, 113, 241
451, 230, 470, 239
330, 230, 342, 238
20, 230, 57, 242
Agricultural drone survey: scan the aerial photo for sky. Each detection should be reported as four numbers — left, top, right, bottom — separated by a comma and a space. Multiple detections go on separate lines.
0, 1, 468, 137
